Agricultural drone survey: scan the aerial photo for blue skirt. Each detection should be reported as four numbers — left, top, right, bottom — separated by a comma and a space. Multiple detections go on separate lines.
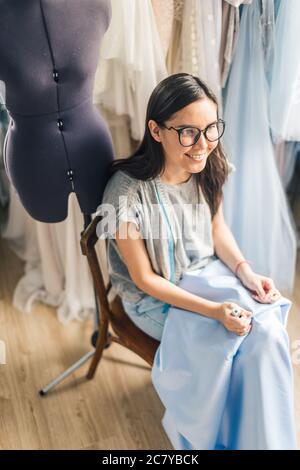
123, 258, 297, 450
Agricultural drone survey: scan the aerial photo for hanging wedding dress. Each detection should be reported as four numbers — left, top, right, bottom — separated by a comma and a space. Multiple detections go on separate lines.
219, 0, 253, 89
222, 0, 297, 293
151, 0, 174, 59
178, 0, 222, 104
166, 0, 184, 75
257, 1, 300, 200
269, 0, 300, 143
93, 0, 167, 142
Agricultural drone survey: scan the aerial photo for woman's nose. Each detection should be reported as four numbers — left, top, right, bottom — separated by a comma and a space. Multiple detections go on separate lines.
194, 133, 208, 151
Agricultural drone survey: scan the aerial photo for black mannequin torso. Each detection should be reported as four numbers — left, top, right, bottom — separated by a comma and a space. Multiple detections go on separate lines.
0, 0, 114, 222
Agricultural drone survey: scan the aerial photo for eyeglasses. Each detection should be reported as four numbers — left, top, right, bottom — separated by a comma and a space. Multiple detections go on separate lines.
159, 118, 225, 147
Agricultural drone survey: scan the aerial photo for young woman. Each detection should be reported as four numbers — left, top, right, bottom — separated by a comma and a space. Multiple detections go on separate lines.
100, 73, 297, 450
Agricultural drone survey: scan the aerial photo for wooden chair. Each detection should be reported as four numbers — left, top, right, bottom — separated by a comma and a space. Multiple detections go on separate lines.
80, 215, 160, 380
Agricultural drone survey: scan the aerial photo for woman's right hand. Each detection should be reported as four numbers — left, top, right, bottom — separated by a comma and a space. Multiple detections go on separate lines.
217, 302, 253, 336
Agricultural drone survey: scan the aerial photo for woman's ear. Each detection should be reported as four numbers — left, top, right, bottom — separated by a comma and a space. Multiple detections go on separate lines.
148, 119, 162, 142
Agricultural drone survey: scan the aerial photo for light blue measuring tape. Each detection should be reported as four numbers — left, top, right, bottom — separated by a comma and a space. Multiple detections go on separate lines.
154, 181, 176, 314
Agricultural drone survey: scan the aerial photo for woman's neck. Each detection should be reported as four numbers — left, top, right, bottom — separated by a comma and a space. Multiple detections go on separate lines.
159, 167, 191, 185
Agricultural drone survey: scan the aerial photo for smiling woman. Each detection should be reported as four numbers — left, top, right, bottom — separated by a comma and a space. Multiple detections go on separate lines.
99, 73, 297, 450
109, 73, 230, 217
148, 99, 224, 185
99, 73, 232, 321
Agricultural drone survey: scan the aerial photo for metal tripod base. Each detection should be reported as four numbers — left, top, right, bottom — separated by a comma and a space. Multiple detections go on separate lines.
38, 213, 110, 397
39, 350, 95, 396
38, 331, 111, 396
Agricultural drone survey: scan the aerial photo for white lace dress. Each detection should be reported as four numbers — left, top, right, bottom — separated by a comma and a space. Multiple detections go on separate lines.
151, 0, 174, 59
179, 0, 223, 105
93, 0, 168, 141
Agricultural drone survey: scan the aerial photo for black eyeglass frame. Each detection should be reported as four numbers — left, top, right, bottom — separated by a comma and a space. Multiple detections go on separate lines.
158, 118, 226, 146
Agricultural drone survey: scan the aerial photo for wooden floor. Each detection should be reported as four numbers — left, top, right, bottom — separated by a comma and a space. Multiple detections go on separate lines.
0, 236, 299, 450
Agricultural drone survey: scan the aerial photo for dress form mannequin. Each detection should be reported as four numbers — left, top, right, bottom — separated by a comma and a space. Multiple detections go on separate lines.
0, 0, 115, 394
0, 0, 114, 223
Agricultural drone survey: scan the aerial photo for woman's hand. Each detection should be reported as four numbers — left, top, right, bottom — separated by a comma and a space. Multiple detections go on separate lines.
217, 302, 252, 336
238, 269, 282, 303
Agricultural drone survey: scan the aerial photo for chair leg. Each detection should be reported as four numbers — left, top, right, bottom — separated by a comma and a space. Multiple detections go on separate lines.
86, 317, 109, 380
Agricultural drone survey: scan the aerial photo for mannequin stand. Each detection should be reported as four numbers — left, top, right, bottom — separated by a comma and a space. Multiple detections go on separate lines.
38, 213, 111, 396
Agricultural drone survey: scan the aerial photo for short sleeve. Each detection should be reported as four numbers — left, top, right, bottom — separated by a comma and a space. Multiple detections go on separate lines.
96, 171, 142, 239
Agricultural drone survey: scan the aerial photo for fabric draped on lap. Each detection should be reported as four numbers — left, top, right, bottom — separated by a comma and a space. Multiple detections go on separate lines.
151, 258, 297, 450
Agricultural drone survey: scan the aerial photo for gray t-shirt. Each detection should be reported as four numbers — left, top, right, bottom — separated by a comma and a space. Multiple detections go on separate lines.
98, 166, 234, 306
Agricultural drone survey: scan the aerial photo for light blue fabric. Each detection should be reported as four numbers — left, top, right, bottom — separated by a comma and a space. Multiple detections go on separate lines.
150, 258, 297, 450
222, 0, 297, 293
269, 0, 300, 142
120, 139, 297, 449
261, 0, 275, 82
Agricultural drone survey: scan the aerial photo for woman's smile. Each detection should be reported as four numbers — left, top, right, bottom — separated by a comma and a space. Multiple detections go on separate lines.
184, 152, 207, 162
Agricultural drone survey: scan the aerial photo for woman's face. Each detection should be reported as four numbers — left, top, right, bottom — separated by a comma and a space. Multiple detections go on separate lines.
149, 98, 219, 179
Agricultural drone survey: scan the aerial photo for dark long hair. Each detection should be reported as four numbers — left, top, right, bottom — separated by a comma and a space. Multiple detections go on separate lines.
109, 73, 229, 218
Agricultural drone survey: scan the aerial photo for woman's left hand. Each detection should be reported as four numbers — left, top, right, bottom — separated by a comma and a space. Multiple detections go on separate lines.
238, 271, 282, 303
